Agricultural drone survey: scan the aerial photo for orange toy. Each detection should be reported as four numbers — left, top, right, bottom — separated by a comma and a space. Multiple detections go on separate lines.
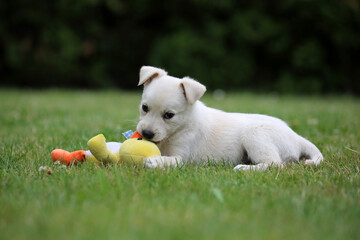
51, 149, 86, 166
51, 131, 143, 166
130, 131, 143, 139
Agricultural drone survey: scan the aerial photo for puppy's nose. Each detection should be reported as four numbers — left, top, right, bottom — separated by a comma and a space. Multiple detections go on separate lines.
142, 129, 155, 140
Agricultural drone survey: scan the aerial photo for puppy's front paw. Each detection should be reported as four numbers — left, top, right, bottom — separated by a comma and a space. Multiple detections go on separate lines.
144, 156, 162, 169
144, 156, 183, 169
144, 157, 158, 169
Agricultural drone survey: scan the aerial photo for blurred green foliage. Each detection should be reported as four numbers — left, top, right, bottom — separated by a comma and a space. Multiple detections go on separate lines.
0, 0, 359, 94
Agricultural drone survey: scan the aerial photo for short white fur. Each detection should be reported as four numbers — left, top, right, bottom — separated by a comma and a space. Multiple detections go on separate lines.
136, 66, 324, 171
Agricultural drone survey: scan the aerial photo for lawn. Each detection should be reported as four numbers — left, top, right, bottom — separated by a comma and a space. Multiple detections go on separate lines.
0, 89, 359, 240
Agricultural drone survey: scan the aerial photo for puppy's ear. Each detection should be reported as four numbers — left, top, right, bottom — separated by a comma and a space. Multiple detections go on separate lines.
180, 77, 207, 105
138, 66, 167, 86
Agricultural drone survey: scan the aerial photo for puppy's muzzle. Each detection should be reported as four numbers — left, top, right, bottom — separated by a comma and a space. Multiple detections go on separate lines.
142, 129, 155, 140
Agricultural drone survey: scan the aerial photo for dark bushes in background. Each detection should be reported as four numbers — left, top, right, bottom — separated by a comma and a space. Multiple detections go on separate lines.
1, 0, 359, 94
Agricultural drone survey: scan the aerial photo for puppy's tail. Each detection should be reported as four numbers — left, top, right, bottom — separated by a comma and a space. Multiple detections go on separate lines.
299, 136, 324, 166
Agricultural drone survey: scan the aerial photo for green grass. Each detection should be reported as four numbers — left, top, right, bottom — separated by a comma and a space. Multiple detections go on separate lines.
0, 89, 359, 240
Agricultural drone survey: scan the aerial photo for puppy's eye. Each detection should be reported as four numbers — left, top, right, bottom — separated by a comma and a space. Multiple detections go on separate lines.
164, 112, 175, 120
142, 104, 149, 113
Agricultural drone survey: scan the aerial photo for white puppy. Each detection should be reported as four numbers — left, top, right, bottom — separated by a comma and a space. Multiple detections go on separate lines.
136, 66, 323, 171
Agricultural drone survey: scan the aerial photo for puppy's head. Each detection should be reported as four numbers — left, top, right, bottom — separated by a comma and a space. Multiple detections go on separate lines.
136, 66, 206, 143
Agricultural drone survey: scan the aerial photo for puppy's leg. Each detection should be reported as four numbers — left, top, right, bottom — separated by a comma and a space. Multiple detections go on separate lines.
233, 163, 281, 171
299, 137, 324, 166
145, 156, 183, 169
234, 163, 267, 171
234, 143, 283, 171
